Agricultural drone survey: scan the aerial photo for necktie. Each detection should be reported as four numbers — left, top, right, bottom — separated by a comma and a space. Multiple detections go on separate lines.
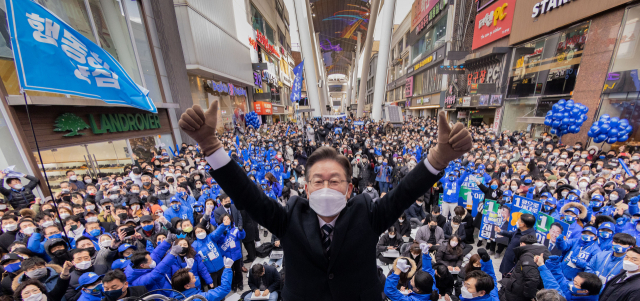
549, 243, 554, 251
226, 208, 230, 215
321, 224, 334, 257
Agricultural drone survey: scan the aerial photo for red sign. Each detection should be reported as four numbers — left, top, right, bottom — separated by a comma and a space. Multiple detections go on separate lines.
471, 0, 516, 50
411, 0, 441, 30
253, 101, 272, 115
255, 31, 280, 58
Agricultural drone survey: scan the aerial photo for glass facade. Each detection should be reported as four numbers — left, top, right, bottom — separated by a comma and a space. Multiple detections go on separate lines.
413, 66, 442, 97
507, 22, 589, 98
411, 14, 447, 63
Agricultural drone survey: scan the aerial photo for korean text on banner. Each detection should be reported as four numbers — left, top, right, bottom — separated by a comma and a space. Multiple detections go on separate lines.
535, 212, 569, 248
507, 196, 542, 232
6, 0, 157, 113
290, 60, 304, 102
479, 199, 503, 240
458, 174, 485, 216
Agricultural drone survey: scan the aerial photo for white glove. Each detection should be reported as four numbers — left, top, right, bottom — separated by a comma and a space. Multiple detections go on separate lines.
420, 243, 430, 254
396, 259, 411, 273
224, 257, 234, 268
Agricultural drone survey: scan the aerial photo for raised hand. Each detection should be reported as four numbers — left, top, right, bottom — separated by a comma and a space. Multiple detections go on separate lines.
178, 103, 222, 156
427, 111, 473, 170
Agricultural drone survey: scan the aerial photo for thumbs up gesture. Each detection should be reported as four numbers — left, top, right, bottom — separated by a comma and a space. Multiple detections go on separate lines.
178, 102, 222, 156
427, 111, 473, 170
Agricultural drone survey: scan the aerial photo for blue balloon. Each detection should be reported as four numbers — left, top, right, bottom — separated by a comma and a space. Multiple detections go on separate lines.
601, 114, 611, 120
552, 104, 561, 113
544, 118, 552, 126
562, 118, 570, 125
597, 133, 607, 141
607, 137, 618, 144
552, 120, 561, 128
619, 135, 629, 142
546, 111, 553, 117
558, 99, 567, 105
567, 99, 574, 105
610, 128, 619, 137
594, 136, 604, 143
571, 108, 580, 117
569, 125, 578, 132
611, 117, 619, 127
600, 123, 611, 132
550, 128, 557, 135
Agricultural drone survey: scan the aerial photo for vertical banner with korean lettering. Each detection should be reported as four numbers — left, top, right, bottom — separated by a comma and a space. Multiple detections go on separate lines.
507, 196, 543, 232
6, 0, 157, 113
479, 199, 502, 240
290, 60, 304, 102
458, 174, 485, 216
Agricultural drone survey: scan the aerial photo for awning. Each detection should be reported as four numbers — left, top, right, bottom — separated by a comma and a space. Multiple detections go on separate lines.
408, 105, 440, 110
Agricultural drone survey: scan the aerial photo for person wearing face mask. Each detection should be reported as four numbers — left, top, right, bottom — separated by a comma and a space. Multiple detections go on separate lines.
435, 235, 466, 272
124, 238, 180, 297
383, 243, 440, 301
598, 246, 640, 301
166, 238, 214, 291
535, 254, 602, 301
376, 227, 403, 265
624, 177, 639, 202
164, 196, 194, 225
0, 173, 40, 210
362, 181, 380, 200
440, 172, 465, 221
495, 213, 537, 276
392, 213, 411, 239
586, 233, 636, 285
13, 261, 73, 301
499, 234, 550, 301
374, 158, 394, 194
136, 215, 168, 249
192, 218, 230, 288
11, 257, 64, 295
0, 215, 20, 252
216, 214, 245, 292
457, 248, 499, 300
556, 226, 602, 281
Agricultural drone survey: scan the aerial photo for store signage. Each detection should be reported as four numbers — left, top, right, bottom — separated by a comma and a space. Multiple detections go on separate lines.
472, 0, 515, 50
532, 0, 575, 18
462, 97, 471, 107
405, 77, 414, 97
493, 106, 503, 132
411, 0, 447, 32
262, 70, 278, 85
445, 96, 456, 105
253, 101, 273, 115
457, 111, 468, 118
53, 112, 161, 137
467, 64, 501, 86
208, 80, 247, 96
253, 71, 263, 87
438, 65, 466, 74
490, 95, 503, 106
249, 31, 280, 58
602, 69, 640, 93
252, 63, 268, 70
414, 55, 434, 71
272, 105, 285, 114
409, 46, 446, 74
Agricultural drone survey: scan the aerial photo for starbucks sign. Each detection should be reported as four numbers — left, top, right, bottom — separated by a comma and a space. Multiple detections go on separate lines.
54, 112, 161, 137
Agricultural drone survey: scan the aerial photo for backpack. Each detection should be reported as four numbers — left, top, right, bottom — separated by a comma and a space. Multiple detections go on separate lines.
256, 242, 274, 258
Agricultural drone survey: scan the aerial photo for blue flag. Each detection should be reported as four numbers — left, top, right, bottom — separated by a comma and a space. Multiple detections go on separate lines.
290, 60, 304, 102
6, 0, 157, 113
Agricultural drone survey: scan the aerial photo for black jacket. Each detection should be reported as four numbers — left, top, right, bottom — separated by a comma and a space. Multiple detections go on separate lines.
248, 264, 281, 293
210, 156, 441, 301
599, 270, 640, 301
375, 233, 403, 257
214, 204, 243, 228
0, 175, 39, 210
498, 227, 536, 275
101, 285, 148, 301
499, 244, 550, 301
391, 220, 411, 238
442, 222, 466, 242
425, 213, 447, 228
404, 203, 426, 222
0, 231, 17, 253
435, 244, 464, 268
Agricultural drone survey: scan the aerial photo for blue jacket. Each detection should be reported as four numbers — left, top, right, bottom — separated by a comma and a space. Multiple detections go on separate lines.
616, 217, 634, 234
27, 233, 75, 261
405, 203, 426, 222
164, 201, 194, 224
192, 224, 228, 273
557, 237, 601, 280
216, 227, 246, 261
597, 236, 613, 252
585, 250, 625, 284
169, 253, 213, 288
172, 268, 232, 301
124, 241, 173, 296
270, 182, 282, 197
77, 290, 102, 301
375, 165, 393, 183
439, 174, 465, 204
459, 258, 499, 301
174, 193, 196, 208
538, 256, 599, 301
622, 220, 640, 245
565, 221, 583, 240
384, 253, 437, 300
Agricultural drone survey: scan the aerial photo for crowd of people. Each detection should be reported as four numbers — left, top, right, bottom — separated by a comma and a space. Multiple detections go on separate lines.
0, 113, 637, 301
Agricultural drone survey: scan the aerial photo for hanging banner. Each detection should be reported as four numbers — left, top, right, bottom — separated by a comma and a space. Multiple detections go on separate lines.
507, 196, 543, 232
6, 0, 156, 113
290, 60, 304, 102
458, 174, 485, 216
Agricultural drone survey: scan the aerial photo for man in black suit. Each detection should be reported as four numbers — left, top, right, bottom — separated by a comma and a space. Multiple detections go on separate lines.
213, 192, 243, 228
178, 104, 472, 301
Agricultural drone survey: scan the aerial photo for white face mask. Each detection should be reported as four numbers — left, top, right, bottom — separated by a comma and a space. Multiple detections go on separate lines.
84, 179, 92, 184
23, 227, 35, 235
12, 184, 23, 190
86, 205, 95, 210
100, 240, 112, 248
24, 292, 43, 301
75, 260, 92, 270
70, 175, 77, 181
460, 285, 474, 299
3, 224, 16, 232
60, 213, 70, 219
196, 232, 207, 240
86, 217, 98, 223
389, 234, 396, 238
450, 240, 458, 247
569, 177, 577, 182
308, 187, 348, 217
41, 220, 54, 228
610, 195, 619, 201
535, 182, 544, 188
562, 191, 569, 197
579, 182, 588, 188
623, 260, 639, 272
511, 186, 518, 191
628, 183, 637, 189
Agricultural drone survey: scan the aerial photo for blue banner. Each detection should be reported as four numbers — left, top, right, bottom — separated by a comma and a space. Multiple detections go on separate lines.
457, 174, 485, 216
290, 60, 304, 102
507, 196, 543, 232
6, 0, 157, 113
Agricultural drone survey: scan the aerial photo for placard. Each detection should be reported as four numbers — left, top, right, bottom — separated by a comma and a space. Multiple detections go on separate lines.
535, 212, 569, 249
479, 200, 503, 239
458, 174, 485, 216
507, 196, 542, 232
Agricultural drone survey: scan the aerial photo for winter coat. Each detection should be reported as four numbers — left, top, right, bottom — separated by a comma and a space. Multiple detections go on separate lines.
164, 201, 194, 224
557, 236, 601, 280
415, 225, 444, 246
172, 268, 232, 301
538, 256, 599, 301
216, 227, 246, 261
169, 253, 213, 288
439, 175, 464, 204
363, 187, 380, 200
374, 164, 393, 183
442, 222, 466, 242
376, 233, 403, 257
498, 227, 536, 275
405, 203, 426, 222
248, 264, 281, 293
435, 244, 464, 268
124, 241, 174, 296
392, 220, 411, 238
585, 250, 625, 284
383, 253, 436, 301
499, 244, 550, 301
11, 264, 62, 293
192, 224, 228, 273
0, 175, 39, 210
599, 266, 640, 301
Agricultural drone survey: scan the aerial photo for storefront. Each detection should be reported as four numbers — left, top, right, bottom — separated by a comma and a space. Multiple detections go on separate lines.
272, 104, 288, 123
406, 46, 446, 117
12, 106, 173, 193
405, 93, 441, 117
189, 76, 249, 133
506, 0, 633, 141
253, 101, 273, 124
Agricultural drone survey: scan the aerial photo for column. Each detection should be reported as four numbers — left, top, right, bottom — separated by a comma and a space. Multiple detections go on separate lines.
356, 0, 380, 118
293, 0, 322, 117
371, 0, 396, 121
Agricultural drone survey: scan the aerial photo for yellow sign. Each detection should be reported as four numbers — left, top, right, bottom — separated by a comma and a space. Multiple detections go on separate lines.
414, 55, 434, 71
255, 88, 264, 93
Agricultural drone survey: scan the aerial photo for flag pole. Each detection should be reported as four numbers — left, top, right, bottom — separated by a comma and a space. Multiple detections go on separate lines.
21, 91, 69, 238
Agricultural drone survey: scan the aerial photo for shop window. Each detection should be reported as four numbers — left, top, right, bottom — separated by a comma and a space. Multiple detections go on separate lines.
610, 6, 640, 73
414, 72, 424, 95
251, 4, 264, 33
36, 0, 97, 43
411, 14, 447, 63
507, 22, 589, 98
265, 23, 275, 45
413, 66, 442, 97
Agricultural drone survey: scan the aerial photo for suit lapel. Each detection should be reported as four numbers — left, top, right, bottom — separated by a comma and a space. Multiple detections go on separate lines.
328, 207, 351, 271
301, 207, 328, 267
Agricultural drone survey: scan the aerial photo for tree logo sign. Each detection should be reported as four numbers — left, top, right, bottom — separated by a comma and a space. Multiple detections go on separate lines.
53, 113, 90, 137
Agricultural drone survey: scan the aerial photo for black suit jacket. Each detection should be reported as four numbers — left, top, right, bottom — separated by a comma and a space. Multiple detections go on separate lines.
210, 158, 441, 301
248, 264, 281, 292
214, 204, 243, 228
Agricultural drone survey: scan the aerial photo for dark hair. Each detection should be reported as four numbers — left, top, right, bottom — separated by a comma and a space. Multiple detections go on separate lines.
175, 239, 197, 258
613, 233, 637, 247
550, 222, 563, 232
452, 216, 462, 224
520, 234, 537, 245
454, 206, 466, 216
413, 270, 436, 300
171, 268, 192, 291
465, 254, 481, 274
251, 263, 264, 278
575, 272, 602, 295
499, 205, 511, 213
431, 206, 440, 214
447, 235, 463, 256
627, 246, 640, 256
103, 269, 127, 283
305, 146, 352, 182
131, 251, 151, 268
465, 270, 494, 296
21, 257, 46, 272
14, 279, 47, 301
435, 264, 450, 279
2, 215, 17, 222
520, 213, 536, 228
388, 226, 396, 235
